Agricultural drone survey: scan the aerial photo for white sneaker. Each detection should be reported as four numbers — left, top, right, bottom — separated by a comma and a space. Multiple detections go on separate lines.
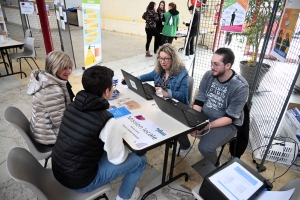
178, 146, 195, 156
129, 187, 140, 200
182, 55, 189, 61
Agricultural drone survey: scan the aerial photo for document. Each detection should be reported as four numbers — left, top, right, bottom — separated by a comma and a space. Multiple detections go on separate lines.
108, 106, 131, 119
254, 188, 295, 200
209, 162, 264, 200
117, 113, 169, 149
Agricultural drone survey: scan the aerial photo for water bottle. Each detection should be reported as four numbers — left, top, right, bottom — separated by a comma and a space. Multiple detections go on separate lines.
7, 32, 10, 40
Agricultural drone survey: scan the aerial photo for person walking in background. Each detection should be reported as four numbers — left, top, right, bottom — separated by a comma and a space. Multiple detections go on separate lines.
161, 2, 180, 44
155, 1, 166, 53
27, 51, 75, 146
230, 11, 236, 26
224, 32, 233, 46
275, 29, 283, 49
142, 1, 159, 57
182, 6, 199, 60
280, 32, 290, 53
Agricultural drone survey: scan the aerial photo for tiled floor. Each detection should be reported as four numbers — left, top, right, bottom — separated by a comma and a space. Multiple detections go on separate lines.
0, 26, 300, 200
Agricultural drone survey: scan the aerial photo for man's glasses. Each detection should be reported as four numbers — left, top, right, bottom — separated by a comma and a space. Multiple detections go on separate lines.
211, 62, 224, 69
157, 57, 172, 62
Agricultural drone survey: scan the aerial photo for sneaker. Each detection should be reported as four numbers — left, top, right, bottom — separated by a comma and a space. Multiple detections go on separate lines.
178, 146, 195, 156
129, 187, 140, 200
182, 55, 189, 61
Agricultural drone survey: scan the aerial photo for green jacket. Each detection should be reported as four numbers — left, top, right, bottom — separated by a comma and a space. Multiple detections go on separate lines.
162, 9, 179, 37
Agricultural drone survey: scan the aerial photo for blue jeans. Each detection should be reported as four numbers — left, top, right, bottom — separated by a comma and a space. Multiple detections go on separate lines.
75, 152, 147, 199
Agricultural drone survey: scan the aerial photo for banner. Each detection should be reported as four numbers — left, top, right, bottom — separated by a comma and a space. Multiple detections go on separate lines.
271, 0, 300, 62
82, 0, 102, 68
221, 0, 249, 33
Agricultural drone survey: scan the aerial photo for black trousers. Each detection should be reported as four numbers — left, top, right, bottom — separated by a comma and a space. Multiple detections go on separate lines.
185, 36, 195, 56
161, 35, 174, 44
145, 28, 159, 52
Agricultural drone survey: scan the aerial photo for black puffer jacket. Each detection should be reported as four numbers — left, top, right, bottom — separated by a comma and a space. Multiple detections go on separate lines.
52, 90, 113, 189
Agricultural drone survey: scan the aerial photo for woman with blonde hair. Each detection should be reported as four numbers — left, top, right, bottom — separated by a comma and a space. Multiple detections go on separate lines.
27, 50, 74, 145
139, 43, 189, 104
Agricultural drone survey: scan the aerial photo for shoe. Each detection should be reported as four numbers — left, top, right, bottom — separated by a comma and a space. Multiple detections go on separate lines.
129, 187, 140, 200
145, 51, 153, 57
182, 55, 189, 61
178, 146, 195, 156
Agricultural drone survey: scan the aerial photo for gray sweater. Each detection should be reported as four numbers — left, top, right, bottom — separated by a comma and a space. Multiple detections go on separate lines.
195, 70, 249, 126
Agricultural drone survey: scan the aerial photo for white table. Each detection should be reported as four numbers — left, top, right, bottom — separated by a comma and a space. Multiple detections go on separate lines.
0, 39, 24, 78
110, 85, 207, 200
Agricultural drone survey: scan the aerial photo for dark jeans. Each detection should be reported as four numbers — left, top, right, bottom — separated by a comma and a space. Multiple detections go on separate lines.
161, 35, 174, 44
145, 28, 159, 52
185, 36, 195, 56
155, 33, 162, 53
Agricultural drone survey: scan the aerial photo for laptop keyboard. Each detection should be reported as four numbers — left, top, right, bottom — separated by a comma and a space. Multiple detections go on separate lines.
184, 111, 200, 127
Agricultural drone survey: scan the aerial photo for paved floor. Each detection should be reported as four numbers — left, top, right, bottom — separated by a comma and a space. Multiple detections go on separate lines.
0, 26, 300, 199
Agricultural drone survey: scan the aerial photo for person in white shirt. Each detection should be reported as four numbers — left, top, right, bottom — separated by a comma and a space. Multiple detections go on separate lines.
51, 66, 146, 200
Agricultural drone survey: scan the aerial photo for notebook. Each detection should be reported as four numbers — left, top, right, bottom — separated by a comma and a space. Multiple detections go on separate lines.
121, 69, 156, 100
151, 94, 209, 127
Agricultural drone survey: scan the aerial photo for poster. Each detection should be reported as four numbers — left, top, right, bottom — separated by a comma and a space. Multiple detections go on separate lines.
271, 0, 300, 61
117, 113, 170, 150
221, 0, 250, 33
82, 0, 102, 68
0, 5, 6, 33
20, 2, 34, 15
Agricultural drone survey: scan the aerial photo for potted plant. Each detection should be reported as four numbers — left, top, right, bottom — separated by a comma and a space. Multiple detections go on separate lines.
239, 0, 283, 89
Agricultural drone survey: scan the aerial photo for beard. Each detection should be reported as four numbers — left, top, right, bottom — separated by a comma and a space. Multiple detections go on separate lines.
211, 68, 225, 78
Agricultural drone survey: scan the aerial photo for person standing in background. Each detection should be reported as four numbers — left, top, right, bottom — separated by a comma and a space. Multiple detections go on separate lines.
182, 6, 199, 60
161, 2, 180, 44
155, 1, 166, 53
275, 29, 283, 49
142, 2, 159, 57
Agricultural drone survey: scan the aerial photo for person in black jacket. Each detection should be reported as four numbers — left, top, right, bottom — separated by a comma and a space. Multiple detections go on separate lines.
155, 1, 166, 53
182, 6, 199, 60
51, 66, 147, 200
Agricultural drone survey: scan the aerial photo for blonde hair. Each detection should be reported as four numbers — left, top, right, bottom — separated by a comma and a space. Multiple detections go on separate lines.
45, 50, 74, 77
155, 43, 185, 76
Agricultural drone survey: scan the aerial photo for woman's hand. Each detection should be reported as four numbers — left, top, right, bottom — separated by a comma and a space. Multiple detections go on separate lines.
155, 87, 167, 97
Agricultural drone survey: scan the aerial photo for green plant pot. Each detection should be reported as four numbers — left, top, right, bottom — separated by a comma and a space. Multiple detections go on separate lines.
239, 61, 271, 89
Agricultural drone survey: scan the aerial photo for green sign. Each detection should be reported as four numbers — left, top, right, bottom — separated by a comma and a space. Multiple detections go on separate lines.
82, 0, 100, 4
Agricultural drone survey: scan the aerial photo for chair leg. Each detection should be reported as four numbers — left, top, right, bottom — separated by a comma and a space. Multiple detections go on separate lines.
18, 58, 23, 79
177, 144, 181, 157
215, 144, 226, 166
24, 58, 33, 70
44, 155, 51, 168
30, 57, 39, 69
94, 193, 109, 200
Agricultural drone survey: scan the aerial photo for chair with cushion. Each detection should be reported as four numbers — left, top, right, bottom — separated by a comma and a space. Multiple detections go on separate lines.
9, 37, 39, 78
4, 106, 52, 168
7, 147, 111, 200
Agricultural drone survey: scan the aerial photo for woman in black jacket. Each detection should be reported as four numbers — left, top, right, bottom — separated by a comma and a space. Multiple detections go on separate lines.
155, 1, 166, 53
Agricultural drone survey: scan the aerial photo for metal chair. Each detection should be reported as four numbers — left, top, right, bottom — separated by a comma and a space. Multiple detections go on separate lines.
9, 37, 39, 78
4, 106, 52, 168
7, 147, 111, 200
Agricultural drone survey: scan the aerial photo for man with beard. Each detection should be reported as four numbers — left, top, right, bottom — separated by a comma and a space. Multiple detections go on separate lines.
178, 48, 249, 166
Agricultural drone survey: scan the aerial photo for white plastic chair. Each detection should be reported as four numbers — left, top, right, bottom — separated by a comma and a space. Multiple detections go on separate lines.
7, 147, 111, 200
9, 37, 39, 78
4, 106, 52, 168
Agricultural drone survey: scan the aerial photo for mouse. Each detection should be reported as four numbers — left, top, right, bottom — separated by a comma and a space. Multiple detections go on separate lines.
121, 79, 127, 85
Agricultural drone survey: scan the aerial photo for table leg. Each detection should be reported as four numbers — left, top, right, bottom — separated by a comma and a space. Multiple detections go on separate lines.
0, 49, 10, 74
141, 139, 189, 200
199, 34, 209, 50
5, 49, 13, 74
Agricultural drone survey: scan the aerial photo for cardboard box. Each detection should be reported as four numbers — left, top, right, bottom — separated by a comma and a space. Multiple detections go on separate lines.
285, 107, 300, 136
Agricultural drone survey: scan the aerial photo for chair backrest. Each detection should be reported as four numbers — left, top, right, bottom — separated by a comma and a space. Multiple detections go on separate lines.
23, 37, 36, 57
4, 106, 52, 160
7, 147, 112, 200
23, 29, 31, 43
188, 76, 194, 107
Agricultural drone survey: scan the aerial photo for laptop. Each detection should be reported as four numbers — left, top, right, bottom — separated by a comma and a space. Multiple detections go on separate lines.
121, 69, 156, 100
151, 94, 209, 127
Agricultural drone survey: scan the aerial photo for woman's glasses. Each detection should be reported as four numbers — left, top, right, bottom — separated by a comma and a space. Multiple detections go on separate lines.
157, 57, 172, 62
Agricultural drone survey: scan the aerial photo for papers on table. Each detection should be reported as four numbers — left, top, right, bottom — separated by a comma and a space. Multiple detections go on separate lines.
108, 106, 131, 119
254, 188, 295, 200
208, 162, 264, 200
117, 113, 170, 149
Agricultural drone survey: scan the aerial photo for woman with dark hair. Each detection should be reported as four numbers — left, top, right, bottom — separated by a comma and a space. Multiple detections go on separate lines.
280, 32, 290, 53
155, 1, 166, 53
276, 29, 283, 49
161, 2, 180, 44
142, 1, 159, 57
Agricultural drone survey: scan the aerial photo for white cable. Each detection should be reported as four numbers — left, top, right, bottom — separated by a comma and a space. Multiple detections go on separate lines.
198, 121, 211, 137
